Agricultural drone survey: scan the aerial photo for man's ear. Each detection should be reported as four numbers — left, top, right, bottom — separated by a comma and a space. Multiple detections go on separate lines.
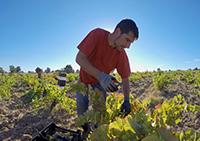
114, 28, 121, 36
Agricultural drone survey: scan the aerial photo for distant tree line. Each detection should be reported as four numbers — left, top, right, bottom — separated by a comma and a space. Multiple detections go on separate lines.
0, 64, 80, 75
35, 65, 79, 74
1, 65, 199, 75
0, 65, 23, 75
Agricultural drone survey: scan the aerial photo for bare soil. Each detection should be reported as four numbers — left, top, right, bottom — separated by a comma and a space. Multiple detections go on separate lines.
0, 76, 200, 141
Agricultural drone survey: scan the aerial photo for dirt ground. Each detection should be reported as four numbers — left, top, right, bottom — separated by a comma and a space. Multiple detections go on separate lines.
0, 76, 200, 140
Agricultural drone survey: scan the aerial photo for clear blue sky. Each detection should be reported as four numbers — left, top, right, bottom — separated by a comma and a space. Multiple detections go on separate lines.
0, 0, 200, 73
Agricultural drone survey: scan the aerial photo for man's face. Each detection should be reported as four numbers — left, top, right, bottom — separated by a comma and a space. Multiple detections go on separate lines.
114, 30, 136, 51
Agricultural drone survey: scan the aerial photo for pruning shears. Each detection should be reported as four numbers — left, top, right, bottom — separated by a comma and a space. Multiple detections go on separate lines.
112, 78, 123, 87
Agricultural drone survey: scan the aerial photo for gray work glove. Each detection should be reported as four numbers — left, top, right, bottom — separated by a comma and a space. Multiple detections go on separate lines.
97, 72, 118, 92
120, 98, 131, 116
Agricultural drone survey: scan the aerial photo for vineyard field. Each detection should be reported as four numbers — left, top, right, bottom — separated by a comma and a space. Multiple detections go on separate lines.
0, 70, 200, 140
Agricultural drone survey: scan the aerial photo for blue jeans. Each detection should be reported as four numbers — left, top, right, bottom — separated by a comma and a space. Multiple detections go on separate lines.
76, 82, 107, 129
76, 83, 107, 117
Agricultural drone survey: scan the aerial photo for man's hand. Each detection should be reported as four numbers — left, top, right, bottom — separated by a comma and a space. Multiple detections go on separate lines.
97, 72, 118, 92
120, 98, 131, 116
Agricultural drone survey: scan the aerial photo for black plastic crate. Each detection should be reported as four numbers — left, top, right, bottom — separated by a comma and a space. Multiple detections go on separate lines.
31, 122, 81, 141
30, 135, 48, 141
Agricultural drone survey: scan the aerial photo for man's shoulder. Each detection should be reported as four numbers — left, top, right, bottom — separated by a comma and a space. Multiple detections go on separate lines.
91, 28, 109, 35
92, 28, 108, 32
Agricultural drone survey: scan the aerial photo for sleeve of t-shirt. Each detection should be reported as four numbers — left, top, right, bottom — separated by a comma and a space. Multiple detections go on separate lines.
116, 50, 131, 79
77, 28, 100, 57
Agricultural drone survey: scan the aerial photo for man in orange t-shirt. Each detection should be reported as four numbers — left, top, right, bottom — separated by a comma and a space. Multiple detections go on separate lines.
75, 19, 139, 136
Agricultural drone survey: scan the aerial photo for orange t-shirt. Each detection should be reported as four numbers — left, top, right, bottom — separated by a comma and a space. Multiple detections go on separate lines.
77, 28, 131, 86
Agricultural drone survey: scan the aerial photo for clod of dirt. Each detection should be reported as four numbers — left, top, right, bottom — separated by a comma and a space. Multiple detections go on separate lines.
20, 134, 32, 141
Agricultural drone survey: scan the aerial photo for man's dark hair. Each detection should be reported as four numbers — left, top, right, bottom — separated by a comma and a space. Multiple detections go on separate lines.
114, 19, 139, 40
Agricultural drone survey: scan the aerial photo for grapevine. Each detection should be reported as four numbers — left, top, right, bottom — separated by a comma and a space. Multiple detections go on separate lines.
73, 83, 200, 140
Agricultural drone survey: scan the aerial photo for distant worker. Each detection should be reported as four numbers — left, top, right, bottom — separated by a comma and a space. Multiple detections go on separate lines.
75, 19, 139, 139
38, 70, 42, 79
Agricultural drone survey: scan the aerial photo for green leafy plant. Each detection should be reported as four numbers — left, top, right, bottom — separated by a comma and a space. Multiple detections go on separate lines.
16, 79, 76, 114
153, 70, 174, 90
73, 83, 200, 140
0, 75, 16, 98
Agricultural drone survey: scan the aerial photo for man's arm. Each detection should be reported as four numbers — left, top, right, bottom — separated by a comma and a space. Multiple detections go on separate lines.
76, 50, 118, 92
122, 77, 130, 100
76, 51, 101, 79
120, 77, 131, 115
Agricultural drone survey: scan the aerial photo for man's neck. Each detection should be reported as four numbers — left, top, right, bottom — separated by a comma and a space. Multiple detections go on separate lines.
108, 33, 116, 48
